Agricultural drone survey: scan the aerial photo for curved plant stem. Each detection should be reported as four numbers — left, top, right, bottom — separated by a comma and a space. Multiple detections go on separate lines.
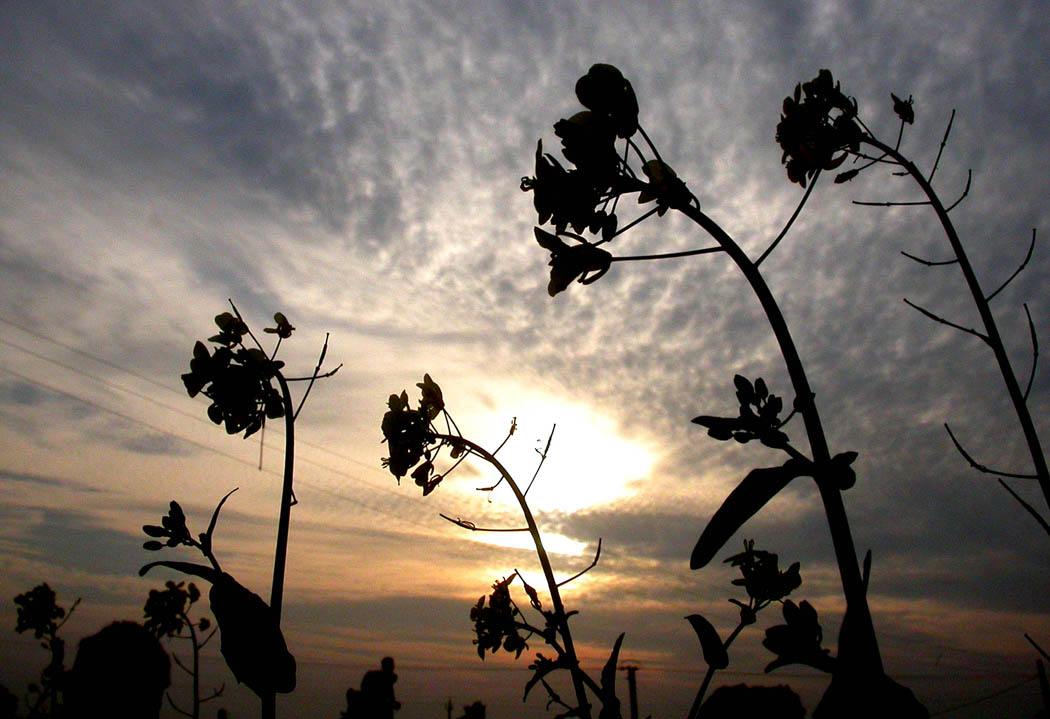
263, 372, 296, 719
866, 136, 1050, 515
434, 433, 591, 717
675, 202, 884, 679
686, 621, 747, 719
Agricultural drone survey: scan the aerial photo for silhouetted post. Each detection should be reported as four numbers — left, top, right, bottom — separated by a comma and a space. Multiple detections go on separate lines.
619, 665, 639, 719
446, 697, 453, 719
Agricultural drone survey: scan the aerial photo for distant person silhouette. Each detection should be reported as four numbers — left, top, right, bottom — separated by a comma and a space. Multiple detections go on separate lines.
64, 620, 171, 719
343, 657, 400, 719
700, 683, 805, 718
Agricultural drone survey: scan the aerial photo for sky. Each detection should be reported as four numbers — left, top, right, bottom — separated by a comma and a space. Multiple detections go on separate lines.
1, 1, 1050, 717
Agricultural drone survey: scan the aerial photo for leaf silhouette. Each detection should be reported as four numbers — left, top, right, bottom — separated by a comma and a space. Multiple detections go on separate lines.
140, 561, 296, 698
686, 614, 728, 670
599, 632, 626, 719
691, 459, 809, 569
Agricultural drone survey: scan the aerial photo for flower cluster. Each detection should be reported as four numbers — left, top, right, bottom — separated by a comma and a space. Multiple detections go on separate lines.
381, 374, 446, 493
776, 69, 860, 187
181, 312, 286, 438
142, 500, 195, 551
762, 599, 835, 673
143, 580, 210, 638
692, 375, 789, 449
522, 64, 693, 296
14, 583, 66, 641
724, 540, 801, 609
470, 576, 528, 659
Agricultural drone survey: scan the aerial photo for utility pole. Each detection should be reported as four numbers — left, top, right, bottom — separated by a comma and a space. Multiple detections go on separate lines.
619, 665, 639, 719
1037, 660, 1049, 718
445, 697, 454, 719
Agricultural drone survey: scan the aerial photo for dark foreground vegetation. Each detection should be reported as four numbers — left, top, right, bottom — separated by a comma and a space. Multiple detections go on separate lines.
5, 64, 1050, 719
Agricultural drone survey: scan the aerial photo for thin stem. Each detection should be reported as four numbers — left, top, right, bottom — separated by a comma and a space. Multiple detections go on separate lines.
524, 424, 556, 496
597, 207, 660, 245
756, 171, 820, 267
985, 229, 1036, 303
998, 479, 1050, 538
928, 109, 956, 184
610, 247, 723, 262
264, 372, 296, 719
676, 203, 884, 679
944, 424, 1037, 480
1023, 304, 1039, 401
293, 333, 333, 419
687, 621, 749, 719
433, 433, 591, 717
902, 298, 990, 343
556, 539, 602, 587
439, 514, 529, 532
900, 250, 958, 267
867, 135, 1050, 516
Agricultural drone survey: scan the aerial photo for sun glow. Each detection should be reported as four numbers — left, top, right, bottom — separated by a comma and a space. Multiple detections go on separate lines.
466, 390, 657, 515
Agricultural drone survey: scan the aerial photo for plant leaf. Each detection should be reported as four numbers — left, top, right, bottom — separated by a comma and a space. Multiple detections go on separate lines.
685, 614, 728, 670
691, 459, 809, 569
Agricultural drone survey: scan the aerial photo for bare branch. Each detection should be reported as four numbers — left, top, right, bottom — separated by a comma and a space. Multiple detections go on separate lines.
853, 198, 932, 207
227, 299, 266, 353
945, 169, 972, 212
171, 652, 193, 677
1023, 303, 1039, 401
1026, 634, 1050, 664
903, 298, 989, 343
900, 249, 959, 267
945, 424, 1038, 480
927, 109, 956, 184
756, 171, 820, 267
998, 479, 1050, 538
439, 514, 528, 533
293, 332, 335, 419
524, 424, 556, 496
986, 229, 1037, 303
557, 539, 603, 587
611, 246, 723, 262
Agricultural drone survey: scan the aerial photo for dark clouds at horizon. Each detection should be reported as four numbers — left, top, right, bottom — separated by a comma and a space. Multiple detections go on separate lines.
2, 1, 1050, 717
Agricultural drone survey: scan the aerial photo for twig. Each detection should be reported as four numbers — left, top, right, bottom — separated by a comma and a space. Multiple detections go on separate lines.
599, 207, 661, 244
927, 109, 956, 184
944, 424, 1038, 480
903, 298, 989, 343
945, 170, 972, 212
227, 300, 266, 353
556, 539, 602, 587
610, 246, 723, 262
1026, 634, 1050, 664
998, 480, 1050, 538
1023, 304, 1039, 401
853, 198, 932, 207
985, 229, 1036, 303
293, 332, 334, 419
900, 250, 958, 267
756, 171, 820, 267
524, 425, 556, 497
439, 514, 529, 533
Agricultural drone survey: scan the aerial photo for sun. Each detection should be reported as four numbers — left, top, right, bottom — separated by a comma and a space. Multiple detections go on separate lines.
465, 390, 657, 515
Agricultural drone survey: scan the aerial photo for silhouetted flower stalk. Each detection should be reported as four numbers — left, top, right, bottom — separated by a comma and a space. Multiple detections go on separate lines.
166, 306, 337, 719
685, 540, 807, 719
140, 489, 297, 714
779, 70, 1050, 535
143, 580, 224, 719
382, 376, 622, 719
13, 583, 81, 719
522, 64, 925, 716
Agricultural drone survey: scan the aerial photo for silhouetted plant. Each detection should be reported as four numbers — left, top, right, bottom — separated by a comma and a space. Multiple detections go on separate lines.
140, 490, 296, 709
778, 69, 1050, 537
381, 376, 623, 719
685, 539, 806, 718
143, 580, 225, 719
12, 583, 80, 719
173, 304, 338, 719
521, 64, 926, 717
